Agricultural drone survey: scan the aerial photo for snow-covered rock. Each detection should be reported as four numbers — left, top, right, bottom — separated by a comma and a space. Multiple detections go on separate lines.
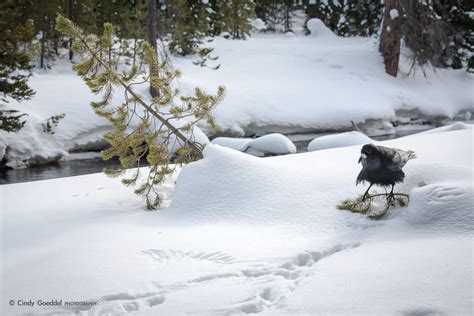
211, 133, 296, 156
1, 126, 472, 315
307, 131, 372, 151
211, 137, 251, 151
246, 133, 297, 156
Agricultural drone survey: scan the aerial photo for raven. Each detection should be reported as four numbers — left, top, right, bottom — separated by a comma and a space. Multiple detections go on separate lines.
357, 144, 416, 201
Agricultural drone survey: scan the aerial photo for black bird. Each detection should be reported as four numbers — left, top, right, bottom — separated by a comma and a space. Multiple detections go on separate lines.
357, 144, 416, 201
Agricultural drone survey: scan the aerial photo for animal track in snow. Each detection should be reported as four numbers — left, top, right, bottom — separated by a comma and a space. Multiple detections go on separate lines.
142, 249, 237, 265
426, 184, 465, 203
218, 243, 362, 314
52, 244, 360, 315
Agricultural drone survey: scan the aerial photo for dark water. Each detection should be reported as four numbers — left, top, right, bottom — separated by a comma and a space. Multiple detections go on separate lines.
0, 130, 423, 185
0, 156, 124, 185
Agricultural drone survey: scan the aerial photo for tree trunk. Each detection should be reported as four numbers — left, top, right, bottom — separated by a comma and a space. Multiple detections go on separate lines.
147, 0, 159, 97
40, 35, 45, 69
379, 0, 402, 77
68, 0, 74, 60
284, 0, 291, 32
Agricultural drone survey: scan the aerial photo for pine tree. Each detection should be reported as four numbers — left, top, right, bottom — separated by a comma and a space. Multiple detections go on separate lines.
0, 1, 35, 132
225, 0, 256, 38
65, 0, 101, 60
56, 15, 225, 209
305, 1, 383, 37
21, 0, 64, 69
430, 0, 473, 72
213, 0, 255, 38
255, 0, 283, 32
168, 0, 211, 56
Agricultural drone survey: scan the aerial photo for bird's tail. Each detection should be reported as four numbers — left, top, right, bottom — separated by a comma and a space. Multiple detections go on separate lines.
399, 150, 416, 167
407, 150, 417, 160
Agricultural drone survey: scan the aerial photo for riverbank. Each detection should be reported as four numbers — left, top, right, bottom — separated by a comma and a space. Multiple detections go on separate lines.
1, 31, 472, 169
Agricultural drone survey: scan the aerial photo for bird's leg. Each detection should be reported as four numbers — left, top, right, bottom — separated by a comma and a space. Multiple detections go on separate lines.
362, 183, 373, 200
387, 184, 395, 205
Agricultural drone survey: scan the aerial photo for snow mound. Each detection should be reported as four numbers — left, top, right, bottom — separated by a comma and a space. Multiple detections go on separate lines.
169, 127, 473, 234
307, 131, 372, 151
402, 179, 473, 233
306, 18, 335, 37
211, 133, 296, 156
420, 122, 473, 135
211, 137, 251, 152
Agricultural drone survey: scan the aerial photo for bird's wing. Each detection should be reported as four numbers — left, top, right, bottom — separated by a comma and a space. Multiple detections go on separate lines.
374, 144, 416, 170
391, 148, 417, 168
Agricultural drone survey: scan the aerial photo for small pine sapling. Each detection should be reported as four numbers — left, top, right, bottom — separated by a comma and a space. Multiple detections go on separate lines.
56, 15, 225, 209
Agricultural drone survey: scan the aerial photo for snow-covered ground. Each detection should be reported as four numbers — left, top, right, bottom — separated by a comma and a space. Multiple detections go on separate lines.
1, 125, 472, 315
2, 23, 473, 168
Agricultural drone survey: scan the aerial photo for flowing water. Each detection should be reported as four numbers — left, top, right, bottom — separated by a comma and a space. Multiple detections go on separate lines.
0, 130, 424, 185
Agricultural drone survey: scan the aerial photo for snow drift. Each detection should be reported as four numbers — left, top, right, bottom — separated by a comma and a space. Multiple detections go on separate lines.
1, 125, 472, 315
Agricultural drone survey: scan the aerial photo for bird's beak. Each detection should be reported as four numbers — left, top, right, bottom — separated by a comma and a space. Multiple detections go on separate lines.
358, 153, 367, 163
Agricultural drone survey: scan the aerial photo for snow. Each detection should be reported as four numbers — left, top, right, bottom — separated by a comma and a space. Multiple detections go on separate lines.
251, 18, 266, 32
307, 131, 372, 151
212, 133, 296, 156
390, 8, 399, 19
419, 121, 473, 134
1, 126, 472, 315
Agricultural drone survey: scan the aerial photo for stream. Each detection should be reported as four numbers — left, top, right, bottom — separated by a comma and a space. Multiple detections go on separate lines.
0, 130, 425, 185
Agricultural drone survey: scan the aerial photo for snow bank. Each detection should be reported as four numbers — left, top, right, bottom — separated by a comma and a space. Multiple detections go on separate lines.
3, 32, 473, 166
175, 34, 473, 136
211, 133, 296, 156
307, 131, 372, 151
0, 61, 210, 168
1, 126, 472, 315
419, 121, 473, 135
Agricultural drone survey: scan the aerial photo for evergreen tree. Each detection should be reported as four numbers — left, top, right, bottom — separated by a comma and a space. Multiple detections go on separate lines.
20, 0, 64, 69
304, 0, 383, 36
168, 0, 211, 55
255, 0, 284, 32
229, 0, 256, 38
56, 15, 225, 209
0, 1, 35, 132
216, 0, 256, 38
65, 0, 97, 60
433, 0, 473, 72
